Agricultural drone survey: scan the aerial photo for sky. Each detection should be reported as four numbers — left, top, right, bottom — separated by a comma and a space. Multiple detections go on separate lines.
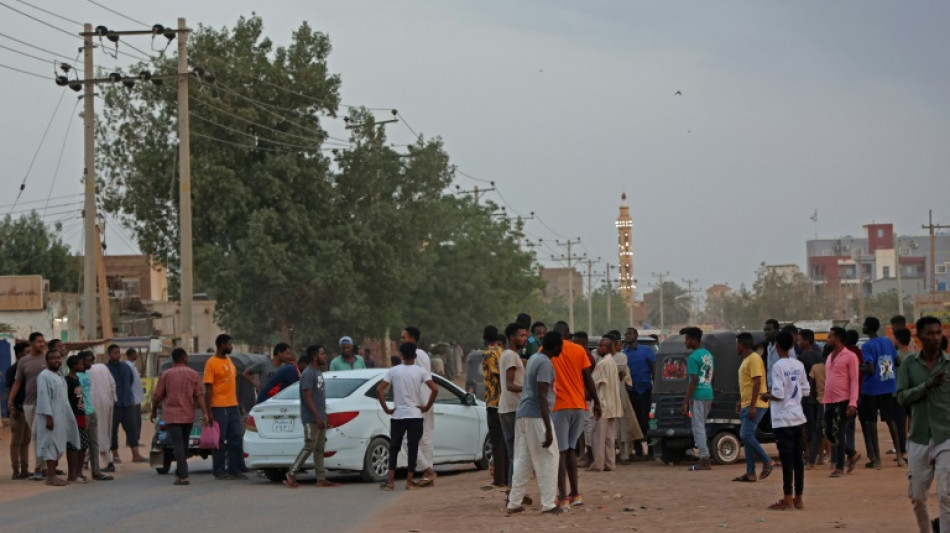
2, 0, 950, 301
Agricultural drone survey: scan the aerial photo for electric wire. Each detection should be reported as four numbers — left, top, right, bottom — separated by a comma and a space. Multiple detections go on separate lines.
83, 0, 149, 28
189, 112, 333, 151
190, 94, 345, 146
43, 98, 82, 217
0, 1, 80, 39
7, 89, 69, 215
13, 0, 82, 26
0, 61, 48, 79
0, 192, 82, 208
0, 32, 82, 64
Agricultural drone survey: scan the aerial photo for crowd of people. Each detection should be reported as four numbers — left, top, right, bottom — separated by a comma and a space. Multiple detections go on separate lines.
4, 312, 949, 531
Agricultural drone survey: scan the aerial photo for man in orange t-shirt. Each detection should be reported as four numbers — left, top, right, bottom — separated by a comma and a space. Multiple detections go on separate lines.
550, 321, 601, 510
203, 334, 247, 480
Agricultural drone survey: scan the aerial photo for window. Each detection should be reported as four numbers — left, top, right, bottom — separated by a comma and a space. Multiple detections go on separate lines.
938, 264, 949, 275
883, 266, 890, 278
121, 278, 141, 298
900, 247, 912, 257
434, 378, 463, 405
822, 250, 833, 257
851, 248, 863, 259
877, 229, 885, 238
660, 356, 688, 381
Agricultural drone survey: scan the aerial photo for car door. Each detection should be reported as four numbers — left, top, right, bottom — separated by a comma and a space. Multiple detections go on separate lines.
432, 377, 479, 461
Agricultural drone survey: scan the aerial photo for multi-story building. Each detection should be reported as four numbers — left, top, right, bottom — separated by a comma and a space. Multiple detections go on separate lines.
806, 223, 949, 311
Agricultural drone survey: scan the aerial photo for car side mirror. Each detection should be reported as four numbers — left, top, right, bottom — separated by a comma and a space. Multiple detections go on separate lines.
464, 392, 476, 406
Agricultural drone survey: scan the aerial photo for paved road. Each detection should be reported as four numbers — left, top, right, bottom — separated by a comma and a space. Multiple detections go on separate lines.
3, 459, 398, 532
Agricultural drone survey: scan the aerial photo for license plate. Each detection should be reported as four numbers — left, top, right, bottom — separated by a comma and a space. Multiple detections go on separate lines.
272, 418, 295, 432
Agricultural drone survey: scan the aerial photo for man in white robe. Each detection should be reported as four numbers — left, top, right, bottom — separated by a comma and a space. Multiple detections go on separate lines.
89, 361, 117, 471
35, 350, 80, 486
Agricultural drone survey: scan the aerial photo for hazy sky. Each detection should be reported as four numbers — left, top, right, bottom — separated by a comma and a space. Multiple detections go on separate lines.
2, 1, 949, 299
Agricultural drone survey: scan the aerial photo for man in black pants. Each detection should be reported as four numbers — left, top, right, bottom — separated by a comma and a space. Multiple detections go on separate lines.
377, 343, 437, 491
623, 327, 655, 459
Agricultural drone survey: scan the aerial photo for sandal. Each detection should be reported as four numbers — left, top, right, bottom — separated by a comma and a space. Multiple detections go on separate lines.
732, 473, 757, 482
414, 477, 434, 487
45, 478, 68, 487
793, 496, 804, 510
760, 462, 775, 480
283, 472, 300, 489
92, 474, 114, 481
768, 499, 794, 511
506, 505, 525, 516
379, 483, 394, 491
846, 452, 861, 474
829, 470, 844, 478
174, 478, 190, 486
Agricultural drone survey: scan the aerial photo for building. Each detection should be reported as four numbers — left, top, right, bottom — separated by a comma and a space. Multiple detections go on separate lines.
705, 283, 732, 326
765, 264, 802, 284
806, 222, 949, 317
616, 193, 635, 304
103, 255, 168, 302
541, 267, 583, 303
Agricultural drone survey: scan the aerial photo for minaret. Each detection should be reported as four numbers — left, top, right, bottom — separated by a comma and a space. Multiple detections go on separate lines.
616, 193, 635, 319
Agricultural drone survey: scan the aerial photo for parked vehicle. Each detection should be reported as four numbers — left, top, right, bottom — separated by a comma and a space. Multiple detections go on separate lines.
586, 335, 659, 354
647, 330, 770, 466
148, 352, 270, 474
244, 368, 490, 483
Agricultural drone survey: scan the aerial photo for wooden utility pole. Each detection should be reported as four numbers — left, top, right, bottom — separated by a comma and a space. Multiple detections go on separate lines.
585, 257, 600, 334
81, 23, 97, 340
683, 278, 699, 325
652, 271, 670, 332
554, 239, 583, 332
605, 263, 613, 327
177, 18, 194, 351
922, 210, 950, 293
94, 224, 112, 337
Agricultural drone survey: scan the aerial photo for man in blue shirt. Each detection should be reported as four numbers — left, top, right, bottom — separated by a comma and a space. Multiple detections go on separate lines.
106, 344, 145, 465
623, 327, 655, 459
860, 316, 905, 469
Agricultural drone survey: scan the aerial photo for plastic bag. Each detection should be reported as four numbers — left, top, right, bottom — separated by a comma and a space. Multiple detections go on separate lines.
199, 421, 220, 450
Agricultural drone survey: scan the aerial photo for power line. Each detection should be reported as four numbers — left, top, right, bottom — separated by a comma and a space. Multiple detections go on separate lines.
0, 43, 66, 68
13, 0, 82, 26
455, 169, 494, 184
43, 98, 82, 217
397, 113, 419, 138
83, 0, 149, 28
0, 32, 83, 64
7, 89, 69, 215
0, 192, 82, 208
190, 94, 348, 146
191, 131, 303, 153
0, 60, 49, 80
0, 1, 81, 39
190, 112, 338, 151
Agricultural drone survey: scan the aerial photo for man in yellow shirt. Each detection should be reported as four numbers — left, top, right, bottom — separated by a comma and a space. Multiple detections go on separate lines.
734, 332, 775, 482
203, 334, 247, 481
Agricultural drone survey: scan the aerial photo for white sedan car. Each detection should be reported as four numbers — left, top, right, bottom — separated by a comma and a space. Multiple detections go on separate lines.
244, 368, 491, 482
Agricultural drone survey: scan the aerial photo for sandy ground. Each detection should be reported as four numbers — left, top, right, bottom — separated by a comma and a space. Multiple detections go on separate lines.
362, 422, 923, 533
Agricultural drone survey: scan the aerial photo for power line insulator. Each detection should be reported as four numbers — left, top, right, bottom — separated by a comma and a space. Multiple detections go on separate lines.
108, 72, 122, 82
151, 78, 163, 86
68, 81, 82, 92
55, 75, 69, 87
95, 25, 109, 37
106, 31, 119, 44
122, 79, 135, 91
151, 24, 165, 35
138, 70, 152, 81
163, 28, 176, 41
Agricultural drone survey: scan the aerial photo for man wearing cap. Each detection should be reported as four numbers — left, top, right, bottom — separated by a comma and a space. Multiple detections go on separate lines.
330, 336, 366, 371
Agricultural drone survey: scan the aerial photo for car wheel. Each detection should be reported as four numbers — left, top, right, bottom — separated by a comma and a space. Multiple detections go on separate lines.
263, 468, 288, 483
474, 434, 492, 470
710, 431, 741, 465
361, 437, 390, 483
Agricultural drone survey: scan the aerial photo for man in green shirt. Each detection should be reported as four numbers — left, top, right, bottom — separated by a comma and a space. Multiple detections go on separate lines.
897, 316, 949, 533
329, 336, 366, 371
681, 327, 714, 472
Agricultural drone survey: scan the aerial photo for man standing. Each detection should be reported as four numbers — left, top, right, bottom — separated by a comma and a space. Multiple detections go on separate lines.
330, 336, 366, 371
35, 349, 80, 486
284, 345, 341, 488
764, 319, 797, 387
623, 327, 655, 460
363, 348, 377, 369
204, 334, 247, 480
6, 341, 30, 479
400, 326, 437, 484
507, 331, 563, 515
517, 313, 540, 360
107, 344, 144, 464
6, 332, 48, 479
733, 332, 774, 482
681, 327, 714, 471
761, 330, 810, 511
550, 321, 601, 509
377, 342, 438, 491
590, 337, 622, 471
481, 325, 508, 489
499, 322, 528, 489
151, 348, 209, 485
88, 355, 117, 472
241, 346, 282, 394
898, 316, 949, 533
891, 314, 919, 351
257, 344, 301, 403
76, 351, 112, 481
860, 316, 905, 468
823, 327, 861, 477
125, 348, 146, 463
797, 329, 823, 464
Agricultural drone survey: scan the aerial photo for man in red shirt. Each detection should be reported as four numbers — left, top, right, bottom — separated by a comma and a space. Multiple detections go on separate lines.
151, 348, 210, 485
550, 321, 601, 510
822, 327, 861, 477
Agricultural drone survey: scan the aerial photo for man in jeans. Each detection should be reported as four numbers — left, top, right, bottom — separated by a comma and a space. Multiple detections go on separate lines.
7, 332, 48, 479
6, 341, 30, 479
204, 334, 247, 480
681, 327, 714, 471
823, 327, 861, 478
107, 344, 145, 464
898, 316, 950, 533
78, 351, 113, 481
733, 332, 774, 482
285, 345, 341, 488
152, 348, 209, 485
480, 326, 508, 489
623, 327, 655, 460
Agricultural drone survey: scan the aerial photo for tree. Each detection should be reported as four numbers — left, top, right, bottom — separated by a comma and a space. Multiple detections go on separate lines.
645, 281, 690, 328
862, 289, 912, 322
0, 212, 79, 292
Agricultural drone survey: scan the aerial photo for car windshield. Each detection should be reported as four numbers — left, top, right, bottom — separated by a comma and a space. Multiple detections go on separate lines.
272, 378, 368, 400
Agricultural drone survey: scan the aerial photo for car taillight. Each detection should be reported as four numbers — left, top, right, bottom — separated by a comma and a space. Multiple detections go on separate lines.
323, 451, 336, 458
246, 415, 257, 432
327, 411, 359, 428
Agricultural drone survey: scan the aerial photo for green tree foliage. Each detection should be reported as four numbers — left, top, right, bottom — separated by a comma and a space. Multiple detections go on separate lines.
95, 16, 541, 346
645, 281, 690, 327
861, 289, 912, 323
722, 263, 829, 329
0, 212, 79, 292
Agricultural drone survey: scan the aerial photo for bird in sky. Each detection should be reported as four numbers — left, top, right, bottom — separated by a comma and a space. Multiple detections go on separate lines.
674, 90, 682, 95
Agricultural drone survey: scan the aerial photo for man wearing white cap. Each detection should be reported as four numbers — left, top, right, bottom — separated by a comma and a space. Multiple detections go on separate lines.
330, 336, 366, 371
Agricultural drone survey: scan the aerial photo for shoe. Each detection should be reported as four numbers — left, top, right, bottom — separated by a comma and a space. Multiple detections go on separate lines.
215, 474, 232, 480
112, 457, 122, 464
570, 494, 584, 507
541, 506, 565, 515
92, 474, 114, 481
558, 498, 571, 512
228, 473, 248, 480
103, 463, 116, 473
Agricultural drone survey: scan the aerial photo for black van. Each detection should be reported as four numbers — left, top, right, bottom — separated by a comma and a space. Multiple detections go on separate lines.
647, 330, 771, 465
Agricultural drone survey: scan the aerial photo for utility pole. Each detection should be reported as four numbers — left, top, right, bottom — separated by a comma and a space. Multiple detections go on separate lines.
177, 18, 194, 351
553, 238, 583, 332
456, 182, 495, 205
895, 233, 904, 316
585, 257, 600, 334
682, 278, 699, 325
605, 263, 614, 327
922, 210, 950, 293
81, 23, 97, 340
